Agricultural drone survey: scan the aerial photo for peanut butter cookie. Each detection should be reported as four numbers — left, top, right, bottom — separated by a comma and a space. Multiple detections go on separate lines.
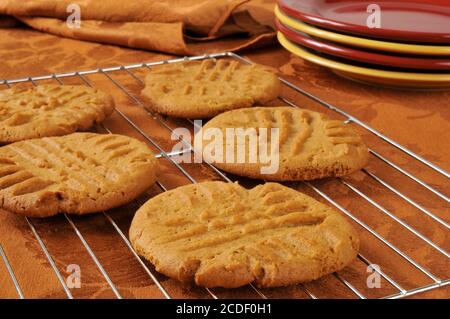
196, 107, 369, 181
141, 59, 281, 118
129, 181, 359, 288
0, 132, 158, 217
0, 85, 114, 143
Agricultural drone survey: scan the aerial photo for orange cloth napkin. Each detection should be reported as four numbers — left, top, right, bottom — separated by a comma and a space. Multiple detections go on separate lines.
0, 0, 276, 55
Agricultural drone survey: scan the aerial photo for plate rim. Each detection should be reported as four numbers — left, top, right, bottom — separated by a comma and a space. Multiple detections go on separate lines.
275, 18, 450, 70
275, 5, 450, 56
278, 0, 450, 43
277, 32, 450, 83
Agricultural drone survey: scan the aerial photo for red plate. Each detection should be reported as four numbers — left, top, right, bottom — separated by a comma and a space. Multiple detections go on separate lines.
278, 0, 450, 43
275, 19, 450, 70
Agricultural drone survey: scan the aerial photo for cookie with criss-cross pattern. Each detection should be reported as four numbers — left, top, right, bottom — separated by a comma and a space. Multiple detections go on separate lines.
0, 132, 158, 217
196, 106, 369, 181
0, 85, 114, 144
141, 59, 281, 118
129, 181, 359, 288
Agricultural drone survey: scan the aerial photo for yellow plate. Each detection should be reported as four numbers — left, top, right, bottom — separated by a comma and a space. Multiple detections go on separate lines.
277, 32, 450, 88
275, 5, 450, 56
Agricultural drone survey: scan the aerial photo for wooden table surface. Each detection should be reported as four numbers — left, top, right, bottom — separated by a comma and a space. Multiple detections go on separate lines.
0, 21, 449, 299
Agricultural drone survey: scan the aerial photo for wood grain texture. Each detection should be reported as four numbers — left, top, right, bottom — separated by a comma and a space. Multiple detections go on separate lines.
0, 0, 448, 299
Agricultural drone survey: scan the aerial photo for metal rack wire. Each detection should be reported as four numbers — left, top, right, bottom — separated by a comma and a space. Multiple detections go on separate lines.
0, 52, 448, 299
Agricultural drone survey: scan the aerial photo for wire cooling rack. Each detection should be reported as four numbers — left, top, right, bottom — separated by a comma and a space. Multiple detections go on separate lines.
0, 52, 448, 299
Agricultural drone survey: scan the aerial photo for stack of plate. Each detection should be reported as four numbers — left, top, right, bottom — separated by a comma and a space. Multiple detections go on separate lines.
275, 0, 450, 88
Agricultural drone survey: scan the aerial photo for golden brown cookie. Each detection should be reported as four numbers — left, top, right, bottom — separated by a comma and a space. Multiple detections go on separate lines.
196, 106, 369, 181
141, 59, 281, 118
0, 85, 114, 143
129, 181, 359, 288
0, 132, 158, 217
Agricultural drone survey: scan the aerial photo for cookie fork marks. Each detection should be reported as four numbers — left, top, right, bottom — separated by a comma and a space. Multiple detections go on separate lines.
198, 107, 369, 181
0, 85, 114, 143
130, 182, 359, 288
170, 121, 281, 175
0, 133, 158, 217
141, 60, 281, 118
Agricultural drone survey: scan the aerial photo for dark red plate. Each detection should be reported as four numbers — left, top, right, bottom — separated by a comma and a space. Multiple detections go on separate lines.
278, 0, 450, 43
275, 18, 450, 70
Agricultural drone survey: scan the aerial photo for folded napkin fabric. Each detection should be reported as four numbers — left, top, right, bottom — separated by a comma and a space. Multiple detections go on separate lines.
0, 0, 275, 55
